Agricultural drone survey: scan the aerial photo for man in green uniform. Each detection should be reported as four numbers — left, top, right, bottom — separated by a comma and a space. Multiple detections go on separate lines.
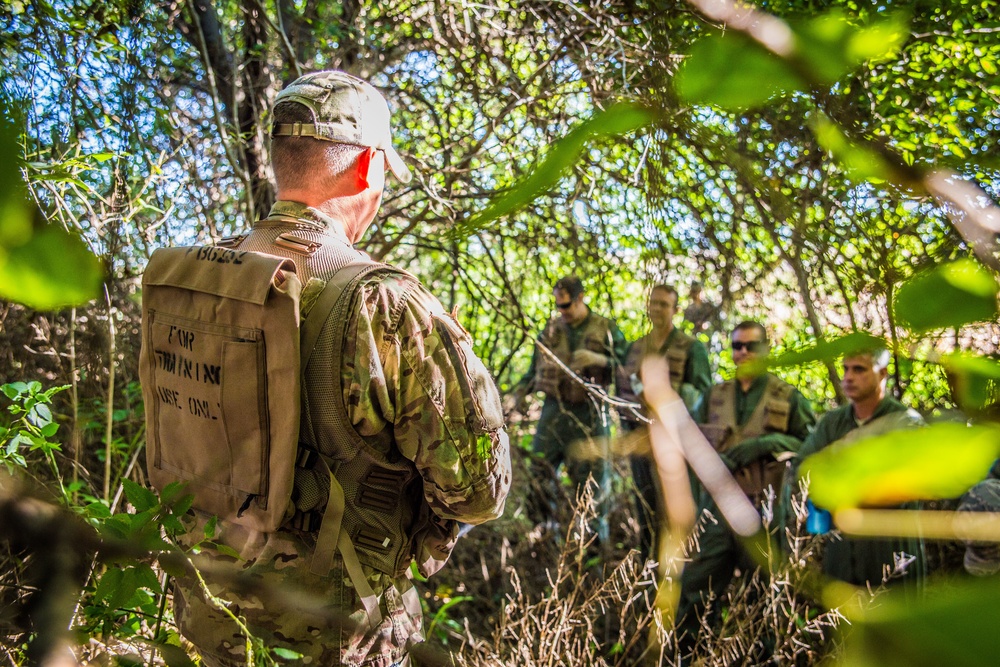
171, 71, 512, 667
675, 321, 815, 652
617, 284, 712, 562
515, 275, 627, 542
791, 348, 924, 586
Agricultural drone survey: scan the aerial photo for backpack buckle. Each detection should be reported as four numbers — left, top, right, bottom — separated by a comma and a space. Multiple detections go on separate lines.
216, 233, 247, 248
275, 232, 321, 255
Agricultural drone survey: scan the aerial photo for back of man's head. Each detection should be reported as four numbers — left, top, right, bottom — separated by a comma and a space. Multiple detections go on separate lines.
270, 70, 412, 191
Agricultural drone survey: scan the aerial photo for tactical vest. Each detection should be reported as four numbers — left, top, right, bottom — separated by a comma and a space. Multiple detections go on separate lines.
534, 312, 615, 404
616, 329, 695, 421
702, 374, 794, 500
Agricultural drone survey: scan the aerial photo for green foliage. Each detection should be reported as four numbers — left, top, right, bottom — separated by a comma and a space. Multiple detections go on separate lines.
811, 113, 897, 183
675, 31, 796, 111
1, 0, 999, 664
453, 102, 656, 238
894, 259, 1000, 333
1, 380, 69, 473
0, 107, 103, 310
675, 10, 909, 111
802, 423, 1000, 510
941, 353, 1000, 413
425, 594, 474, 642
746, 331, 887, 378
840, 575, 1000, 667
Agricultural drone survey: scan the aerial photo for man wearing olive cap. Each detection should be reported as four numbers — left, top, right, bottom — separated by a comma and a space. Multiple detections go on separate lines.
171, 70, 511, 667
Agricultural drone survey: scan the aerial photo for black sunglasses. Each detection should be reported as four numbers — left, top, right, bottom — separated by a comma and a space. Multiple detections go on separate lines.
732, 341, 765, 352
555, 301, 574, 310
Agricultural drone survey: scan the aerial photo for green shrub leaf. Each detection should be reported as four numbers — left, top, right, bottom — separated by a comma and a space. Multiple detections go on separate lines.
744, 331, 887, 377
894, 259, 999, 333
453, 102, 655, 236
0, 224, 104, 310
940, 353, 1000, 412
802, 423, 1000, 510
122, 479, 157, 513
675, 31, 802, 110
841, 576, 1000, 667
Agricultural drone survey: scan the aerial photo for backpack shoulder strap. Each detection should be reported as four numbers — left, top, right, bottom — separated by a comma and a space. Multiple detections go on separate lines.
299, 261, 386, 371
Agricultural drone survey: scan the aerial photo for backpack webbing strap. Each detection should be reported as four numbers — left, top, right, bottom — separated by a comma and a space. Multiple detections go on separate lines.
299, 261, 386, 370
296, 261, 387, 626
311, 455, 381, 628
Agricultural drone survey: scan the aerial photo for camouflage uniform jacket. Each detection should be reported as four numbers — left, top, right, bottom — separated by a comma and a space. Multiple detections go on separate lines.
174, 201, 512, 667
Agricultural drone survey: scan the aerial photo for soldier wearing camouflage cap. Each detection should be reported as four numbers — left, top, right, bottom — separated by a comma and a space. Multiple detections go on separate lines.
172, 70, 512, 666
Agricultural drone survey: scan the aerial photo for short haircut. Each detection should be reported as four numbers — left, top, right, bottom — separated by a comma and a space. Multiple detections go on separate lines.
732, 320, 768, 343
554, 275, 584, 299
270, 101, 367, 192
650, 284, 679, 303
846, 347, 892, 371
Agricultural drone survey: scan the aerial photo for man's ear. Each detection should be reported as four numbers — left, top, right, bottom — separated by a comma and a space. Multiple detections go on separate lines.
355, 147, 376, 190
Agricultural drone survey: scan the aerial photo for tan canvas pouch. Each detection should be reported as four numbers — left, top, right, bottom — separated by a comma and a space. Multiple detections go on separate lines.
139, 246, 302, 533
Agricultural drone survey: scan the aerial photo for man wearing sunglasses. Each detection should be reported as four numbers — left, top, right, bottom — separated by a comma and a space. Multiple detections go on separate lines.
616, 284, 712, 563
513, 275, 627, 543
676, 321, 815, 656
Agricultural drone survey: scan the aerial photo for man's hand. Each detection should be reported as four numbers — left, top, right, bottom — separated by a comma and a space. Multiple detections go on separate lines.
570, 349, 607, 372
724, 438, 771, 469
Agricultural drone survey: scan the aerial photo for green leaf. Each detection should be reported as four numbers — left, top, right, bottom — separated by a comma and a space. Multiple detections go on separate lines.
794, 11, 910, 84
202, 515, 218, 540
746, 331, 887, 376
2, 382, 28, 399
453, 102, 656, 237
108, 566, 139, 609
158, 553, 188, 579
0, 111, 32, 249
149, 642, 197, 667
272, 647, 304, 660
675, 31, 803, 110
801, 423, 1000, 510
208, 542, 241, 560
159, 480, 191, 506
122, 479, 157, 513
39, 422, 59, 437
840, 576, 1000, 667
940, 353, 1000, 412
28, 402, 52, 427
811, 114, 895, 182
132, 563, 162, 595
92, 566, 123, 604
894, 259, 999, 333
0, 224, 104, 310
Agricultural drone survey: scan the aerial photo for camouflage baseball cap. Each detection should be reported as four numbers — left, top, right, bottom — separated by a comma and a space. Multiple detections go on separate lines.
272, 70, 412, 184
